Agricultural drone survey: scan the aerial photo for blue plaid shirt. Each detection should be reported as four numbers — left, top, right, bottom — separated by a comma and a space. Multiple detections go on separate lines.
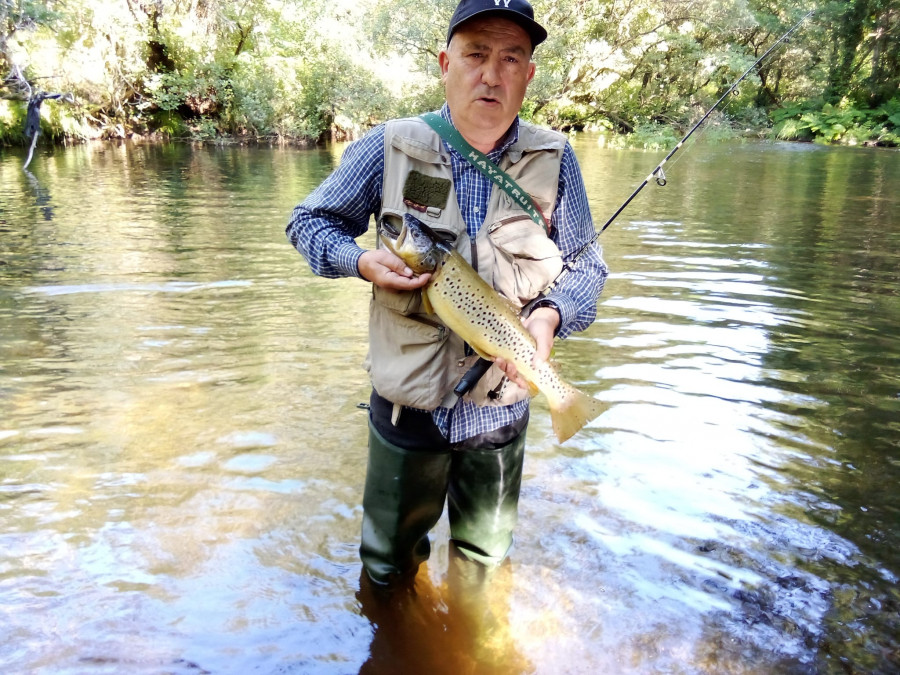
287, 105, 607, 442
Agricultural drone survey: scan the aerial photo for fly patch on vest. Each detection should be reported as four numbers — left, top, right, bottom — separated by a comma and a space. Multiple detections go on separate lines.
403, 170, 451, 219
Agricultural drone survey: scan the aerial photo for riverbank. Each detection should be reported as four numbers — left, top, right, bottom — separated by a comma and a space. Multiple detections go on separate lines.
3, 97, 898, 153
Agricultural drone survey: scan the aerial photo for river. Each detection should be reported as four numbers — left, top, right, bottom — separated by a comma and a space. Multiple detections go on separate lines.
1, 135, 898, 674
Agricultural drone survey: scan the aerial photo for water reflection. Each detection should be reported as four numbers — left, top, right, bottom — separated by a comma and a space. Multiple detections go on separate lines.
22, 169, 55, 220
1, 139, 899, 673
357, 551, 529, 674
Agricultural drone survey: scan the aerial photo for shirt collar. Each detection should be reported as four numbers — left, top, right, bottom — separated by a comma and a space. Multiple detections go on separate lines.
439, 103, 520, 159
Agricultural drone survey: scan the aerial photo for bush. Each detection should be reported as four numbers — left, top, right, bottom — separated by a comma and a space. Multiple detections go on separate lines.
772, 99, 900, 146
625, 120, 681, 150
0, 100, 27, 144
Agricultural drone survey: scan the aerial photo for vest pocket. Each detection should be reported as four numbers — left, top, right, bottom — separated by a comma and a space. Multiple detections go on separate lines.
477, 215, 564, 308
367, 287, 458, 410
390, 135, 448, 165
371, 285, 423, 316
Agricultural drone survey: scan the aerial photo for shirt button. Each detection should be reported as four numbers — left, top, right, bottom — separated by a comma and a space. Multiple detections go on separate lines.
458, 360, 465, 367
474, 207, 480, 213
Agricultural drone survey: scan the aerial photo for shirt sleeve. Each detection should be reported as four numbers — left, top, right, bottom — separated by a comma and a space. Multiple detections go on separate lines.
285, 125, 386, 279
543, 142, 609, 339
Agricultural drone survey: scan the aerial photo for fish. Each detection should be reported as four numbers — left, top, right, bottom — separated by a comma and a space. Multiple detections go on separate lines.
379, 213, 606, 443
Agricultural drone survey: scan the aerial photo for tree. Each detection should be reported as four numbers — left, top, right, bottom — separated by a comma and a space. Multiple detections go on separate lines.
1, 0, 898, 145
1, 2, 75, 167
822, 0, 900, 106
1, 0, 60, 96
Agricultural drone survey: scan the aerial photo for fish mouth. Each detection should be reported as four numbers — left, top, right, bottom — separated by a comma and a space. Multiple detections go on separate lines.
379, 214, 411, 257
379, 213, 404, 243
378, 214, 452, 274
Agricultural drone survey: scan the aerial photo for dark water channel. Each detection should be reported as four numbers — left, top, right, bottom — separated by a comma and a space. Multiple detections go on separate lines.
1, 136, 898, 674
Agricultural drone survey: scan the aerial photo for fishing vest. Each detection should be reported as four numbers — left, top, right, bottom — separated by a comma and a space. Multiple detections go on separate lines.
364, 116, 567, 411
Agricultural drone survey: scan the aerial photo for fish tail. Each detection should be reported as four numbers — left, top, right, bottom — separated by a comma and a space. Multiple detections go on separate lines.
549, 386, 607, 443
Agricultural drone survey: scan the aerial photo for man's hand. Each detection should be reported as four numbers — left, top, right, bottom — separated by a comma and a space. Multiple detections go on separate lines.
358, 249, 431, 291
495, 305, 560, 388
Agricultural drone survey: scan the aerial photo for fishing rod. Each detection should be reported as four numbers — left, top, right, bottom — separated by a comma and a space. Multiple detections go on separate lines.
568, 7, 815, 262
454, 9, 814, 398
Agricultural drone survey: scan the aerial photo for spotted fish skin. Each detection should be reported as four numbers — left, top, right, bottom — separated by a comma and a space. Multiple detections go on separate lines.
380, 214, 606, 443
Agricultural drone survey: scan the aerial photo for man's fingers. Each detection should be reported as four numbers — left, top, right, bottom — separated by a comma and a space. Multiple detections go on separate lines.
359, 250, 431, 290
495, 356, 528, 389
389, 271, 431, 289
524, 307, 559, 364
359, 249, 409, 281
382, 253, 414, 278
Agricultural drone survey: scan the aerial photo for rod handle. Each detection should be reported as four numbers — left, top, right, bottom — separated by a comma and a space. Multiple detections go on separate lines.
454, 358, 493, 397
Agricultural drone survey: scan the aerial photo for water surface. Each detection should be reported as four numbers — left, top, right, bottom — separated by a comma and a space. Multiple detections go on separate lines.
1, 137, 898, 674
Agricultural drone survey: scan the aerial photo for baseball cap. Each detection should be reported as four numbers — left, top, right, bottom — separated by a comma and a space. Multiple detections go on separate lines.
447, 0, 548, 49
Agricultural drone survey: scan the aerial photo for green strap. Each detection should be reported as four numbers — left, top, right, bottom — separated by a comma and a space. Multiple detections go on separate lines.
420, 112, 549, 234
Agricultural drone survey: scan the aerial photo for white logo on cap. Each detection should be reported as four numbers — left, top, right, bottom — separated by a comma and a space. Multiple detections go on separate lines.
494, 0, 512, 6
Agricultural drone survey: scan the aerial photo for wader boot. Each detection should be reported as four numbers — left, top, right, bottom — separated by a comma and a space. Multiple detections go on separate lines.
447, 432, 526, 566
360, 422, 451, 585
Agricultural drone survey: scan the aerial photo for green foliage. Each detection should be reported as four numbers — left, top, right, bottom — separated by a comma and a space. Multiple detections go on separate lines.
290, 45, 394, 141
1, 0, 899, 146
145, 64, 232, 116
818, 0, 900, 107
150, 110, 188, 138
1, 0, 62, 38
624, 121, 681, 150
772, 98, 900, 146
366, 0, 448, 71
225, 59, 278, 136
0, 91, 93, 143
0, 100, 27, 143
392, 79, 445, 118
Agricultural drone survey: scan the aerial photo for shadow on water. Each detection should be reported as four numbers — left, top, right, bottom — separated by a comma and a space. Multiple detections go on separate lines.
1, 139, 899, 673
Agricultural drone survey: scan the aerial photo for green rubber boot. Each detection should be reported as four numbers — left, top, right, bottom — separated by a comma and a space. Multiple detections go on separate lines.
360, 423, 451, 585
447, 432, 526, 566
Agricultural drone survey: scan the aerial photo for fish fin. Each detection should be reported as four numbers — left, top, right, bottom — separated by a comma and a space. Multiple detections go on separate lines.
422, 291, 434, 315
549, 387, 607, 443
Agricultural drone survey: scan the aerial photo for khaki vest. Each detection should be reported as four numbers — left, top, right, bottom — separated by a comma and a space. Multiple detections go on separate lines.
364, 116, 567, 410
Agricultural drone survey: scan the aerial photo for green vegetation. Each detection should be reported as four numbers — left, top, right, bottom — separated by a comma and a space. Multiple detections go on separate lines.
1, 0, 898, 147
773, 99, 900, 145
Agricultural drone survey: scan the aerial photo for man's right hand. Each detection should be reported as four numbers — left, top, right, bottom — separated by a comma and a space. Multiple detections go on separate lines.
358, 249, 431, 291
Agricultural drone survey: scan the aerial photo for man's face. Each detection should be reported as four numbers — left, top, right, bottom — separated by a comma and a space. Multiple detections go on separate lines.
439, 16, 536, 149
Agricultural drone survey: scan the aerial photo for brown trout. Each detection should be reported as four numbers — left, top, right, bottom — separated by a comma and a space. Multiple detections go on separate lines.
379, 213, 606, 443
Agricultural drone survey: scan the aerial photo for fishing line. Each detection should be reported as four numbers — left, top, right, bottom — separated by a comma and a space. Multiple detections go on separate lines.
567, 8, 815, 263
651, 102, 721, 177
656, 83, 747, 179
456, 9, 815, 397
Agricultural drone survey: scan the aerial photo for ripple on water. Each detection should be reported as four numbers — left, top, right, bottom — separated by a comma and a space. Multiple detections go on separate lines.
2, 141, 899, 674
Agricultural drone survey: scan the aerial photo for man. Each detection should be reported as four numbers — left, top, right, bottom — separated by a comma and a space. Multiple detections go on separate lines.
286, 0, 607, 585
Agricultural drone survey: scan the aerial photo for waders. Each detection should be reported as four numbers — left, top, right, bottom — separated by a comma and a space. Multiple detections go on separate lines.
359, 405, 526, 584
360, 423, 451, 585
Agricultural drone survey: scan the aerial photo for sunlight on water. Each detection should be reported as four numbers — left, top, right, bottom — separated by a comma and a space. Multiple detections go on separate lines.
2, 139, 899, 673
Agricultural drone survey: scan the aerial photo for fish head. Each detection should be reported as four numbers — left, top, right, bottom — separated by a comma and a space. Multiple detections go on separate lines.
378, 213, 453, 274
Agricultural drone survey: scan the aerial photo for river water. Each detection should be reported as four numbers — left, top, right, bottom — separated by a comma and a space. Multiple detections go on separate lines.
1, 135, 898, 674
